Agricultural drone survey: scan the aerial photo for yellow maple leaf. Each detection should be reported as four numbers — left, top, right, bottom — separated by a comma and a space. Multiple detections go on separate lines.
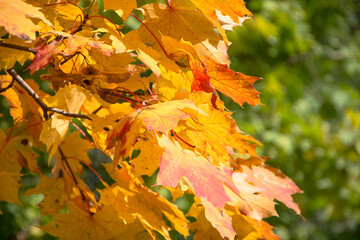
0, 172, 22, 205
0, 129, 39, 175
141, 0, 221, 46
0, 0, 53, 40
40, 84, 86, 156
26, 175, 66, 215
101, 165, 189, 238
188, 0, 252, 44
139, 99, 207, 133
173, 92, 261, 166
103, 0, 136, 21
201, 198, 236, 240
131, 134, 164, 177
41, 203, 152, 240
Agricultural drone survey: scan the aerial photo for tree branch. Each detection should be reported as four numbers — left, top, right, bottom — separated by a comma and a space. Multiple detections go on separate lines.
0, 42, 37, 54
6, 68, 92, 121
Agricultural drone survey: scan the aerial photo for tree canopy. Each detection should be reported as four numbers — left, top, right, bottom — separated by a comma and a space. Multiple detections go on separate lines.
0, 0, 305, 239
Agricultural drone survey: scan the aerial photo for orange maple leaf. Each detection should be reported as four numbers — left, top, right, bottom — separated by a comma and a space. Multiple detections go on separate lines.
203, 57, 262, 107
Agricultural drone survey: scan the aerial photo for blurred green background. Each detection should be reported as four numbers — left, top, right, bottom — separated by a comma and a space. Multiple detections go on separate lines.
1, 0, 360, 239
225, 0, 360, 239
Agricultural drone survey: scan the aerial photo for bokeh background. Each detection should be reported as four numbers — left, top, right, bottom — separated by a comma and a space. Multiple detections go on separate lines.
225, 0, 360, 239
1, 0, 359, 239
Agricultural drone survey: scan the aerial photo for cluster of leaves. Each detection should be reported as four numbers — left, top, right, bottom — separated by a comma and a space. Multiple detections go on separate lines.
227, 0, 360, 239
0, 0, 302, 239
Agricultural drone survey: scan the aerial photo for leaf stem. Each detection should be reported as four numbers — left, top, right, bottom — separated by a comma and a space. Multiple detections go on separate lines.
85, 0, 97, 17
112, 87, 143, 109
166, 0, 172, 8
171, 130, 195, 148
70, 122, 94, 145
130, 13, 170, 58
71, 14, 84, 35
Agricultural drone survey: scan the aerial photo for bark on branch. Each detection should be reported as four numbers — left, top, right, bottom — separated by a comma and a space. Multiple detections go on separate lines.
0, 42, 37, 54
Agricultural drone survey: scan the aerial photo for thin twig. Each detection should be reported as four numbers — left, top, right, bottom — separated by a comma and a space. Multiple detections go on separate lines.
91, 105, 103, 114
60, 52, 80, 65
58, 146, 79, 185
58, 146, 94, 216
0, 77, 15, 93
6, 68, 92, 120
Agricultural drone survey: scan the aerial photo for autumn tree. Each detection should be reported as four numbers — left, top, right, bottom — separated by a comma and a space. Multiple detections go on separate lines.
0, 0, 302, 239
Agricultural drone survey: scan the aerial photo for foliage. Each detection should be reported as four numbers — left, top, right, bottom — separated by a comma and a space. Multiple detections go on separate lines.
227, 0, 360, 239
0, 0, 303, 239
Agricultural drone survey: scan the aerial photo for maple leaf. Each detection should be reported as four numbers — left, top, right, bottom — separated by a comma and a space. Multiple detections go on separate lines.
188, 203, 225, 240
0, 0, 53, 40
62, 33, 114, 57
240, 165, 303, 215
230, 211, 280, 240
106, 99, 207, 156
141, 0, 221, 46
26, 175, 66, 215
131, 135, 164, 177
122, 30, 180, 77
189, 58, 218, 108
0, 172, 22, 205
102, 0, 136, 21
201, 198, 236, 240
156, 134, 234, 208
0, 128, 40, 204
85, 102, 134, 151
106, 114, 142, 159
60, 131, 93, 165
139, 99, 207, 132
175, 92, 261, 166
101, 165, 189, 238
139, 0, 229, 64
27, 40, 61, 75
87, 48, 133, 78
40, 84, 86, 156
41, 203, 152, 240
155, 66, 193, 101
216, 10, 250, 31
188, 0, 252, 43
194, 57, 262, 107
229, 169, 277, 221
0, 129, 39, 174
